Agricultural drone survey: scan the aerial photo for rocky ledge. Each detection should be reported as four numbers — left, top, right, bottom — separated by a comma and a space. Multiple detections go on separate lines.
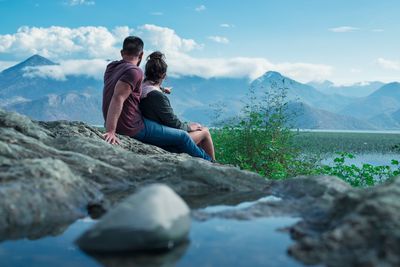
0, 109, 267, 236
0, 109, 399, 266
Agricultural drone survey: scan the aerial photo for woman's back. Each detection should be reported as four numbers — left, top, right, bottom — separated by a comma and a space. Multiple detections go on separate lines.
140, 83, 189, 131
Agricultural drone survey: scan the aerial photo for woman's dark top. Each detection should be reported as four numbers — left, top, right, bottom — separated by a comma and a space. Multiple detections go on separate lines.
140, 88, 190, 132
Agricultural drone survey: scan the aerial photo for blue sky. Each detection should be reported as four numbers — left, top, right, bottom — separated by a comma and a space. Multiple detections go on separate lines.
0, 0, 399, 84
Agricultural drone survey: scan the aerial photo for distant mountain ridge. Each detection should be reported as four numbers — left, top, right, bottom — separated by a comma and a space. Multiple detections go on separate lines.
251, 71, 355, 113
308, 80, 384, 97
340, 82, 400, 119
0, 55, 399, 130
7, 92, 103, 124
1, 55, 57, 75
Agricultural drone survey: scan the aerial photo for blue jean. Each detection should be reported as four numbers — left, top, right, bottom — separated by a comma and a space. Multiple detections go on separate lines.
133, 118, 211, 161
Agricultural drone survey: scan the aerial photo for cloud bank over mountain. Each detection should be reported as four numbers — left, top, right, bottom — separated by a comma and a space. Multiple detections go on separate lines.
0, 25, 333, 82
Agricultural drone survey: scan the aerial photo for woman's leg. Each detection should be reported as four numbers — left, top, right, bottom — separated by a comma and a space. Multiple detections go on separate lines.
134, 118, 211, 161
189, 127, 215, 161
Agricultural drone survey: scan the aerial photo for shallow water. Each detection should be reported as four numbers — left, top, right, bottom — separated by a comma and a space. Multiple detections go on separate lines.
322, 153, 400, 167
0, 204, 303, 267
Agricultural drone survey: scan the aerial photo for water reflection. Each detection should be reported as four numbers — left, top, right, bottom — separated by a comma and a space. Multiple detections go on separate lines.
0, 215, 303, 267
86, 242, 189, 267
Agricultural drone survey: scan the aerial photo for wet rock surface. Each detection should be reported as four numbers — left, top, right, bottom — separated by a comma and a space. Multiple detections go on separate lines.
76, 184, 191, 252
288, 176, 400, 267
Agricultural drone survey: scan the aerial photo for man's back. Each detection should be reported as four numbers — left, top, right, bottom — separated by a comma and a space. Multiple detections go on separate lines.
102, 60, 144, 137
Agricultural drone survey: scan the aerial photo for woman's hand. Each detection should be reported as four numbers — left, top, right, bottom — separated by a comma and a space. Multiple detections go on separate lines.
162, 87, 172, 94
189, 122, 203, 132
102, 131, 120, 145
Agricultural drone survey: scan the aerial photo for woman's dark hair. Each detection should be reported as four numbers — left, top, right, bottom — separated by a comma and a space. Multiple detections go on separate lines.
144, 51, 168, 84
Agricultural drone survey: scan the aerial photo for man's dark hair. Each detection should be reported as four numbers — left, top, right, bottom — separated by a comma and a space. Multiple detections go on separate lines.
122, 36, 144, 56
144, 51, 168, 84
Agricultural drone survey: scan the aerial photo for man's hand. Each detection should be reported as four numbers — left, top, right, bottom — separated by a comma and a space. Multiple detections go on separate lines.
103, 131, 120, 145
189, 122, 203, 132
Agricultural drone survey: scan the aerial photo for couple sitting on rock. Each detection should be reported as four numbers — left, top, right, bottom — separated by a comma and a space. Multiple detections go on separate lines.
102, 36, 215, 161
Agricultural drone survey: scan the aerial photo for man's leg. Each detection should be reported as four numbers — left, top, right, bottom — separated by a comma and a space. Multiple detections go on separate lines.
134, 118, 211, 161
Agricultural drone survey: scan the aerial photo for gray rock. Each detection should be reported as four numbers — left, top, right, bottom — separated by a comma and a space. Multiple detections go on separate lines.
3, 108, 399, 266
76, 184, 190, 252
193, 175, 351, 221
289, 176, 400, 267
0, 158, 102, 240
0, 109, 269, 239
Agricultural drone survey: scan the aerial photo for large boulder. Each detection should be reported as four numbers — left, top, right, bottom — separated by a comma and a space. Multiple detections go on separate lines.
0, 109, 269, 238
76, 184, 191, 252
0, 158, 102, 240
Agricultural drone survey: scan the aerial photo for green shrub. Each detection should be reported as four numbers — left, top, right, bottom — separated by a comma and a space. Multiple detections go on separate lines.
212, 82, 317, 179
211, 83, 399, 186
315, 152, 400, 187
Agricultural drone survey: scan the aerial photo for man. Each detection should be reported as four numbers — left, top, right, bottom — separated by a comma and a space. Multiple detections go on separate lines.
102, 36, 211, 161
102, 36, 144, 145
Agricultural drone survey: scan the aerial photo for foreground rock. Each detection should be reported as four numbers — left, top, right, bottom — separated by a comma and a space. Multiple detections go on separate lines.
289, 176, 400, 267
193, 175, 400, 267
76, 184, 190, 252
2, 109, 400, 266
193, 175, 351, 221
0, 109, 268, 237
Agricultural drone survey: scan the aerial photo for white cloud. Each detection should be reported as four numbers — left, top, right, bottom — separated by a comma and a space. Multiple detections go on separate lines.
273, 62, 333, 82
350, 68, 362, 73
377, 58, 400, 71
67, 0, 95, 6
220, 23, 234, 28
0, 24, 333, 82
150, 11, 163, 16
195, 5, 206, 12
0, 26, 122, 60
139, 24, 202, 52
329, 26, 359, 33
208, 35, 230, 44
166, 54, 332, 82
23, 59, 108, 80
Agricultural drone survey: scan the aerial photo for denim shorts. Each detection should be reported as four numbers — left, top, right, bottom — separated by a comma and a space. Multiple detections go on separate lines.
134, 118, 211, 161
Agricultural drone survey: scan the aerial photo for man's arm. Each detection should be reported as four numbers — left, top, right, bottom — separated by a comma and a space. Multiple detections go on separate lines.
103, 80, 131, 144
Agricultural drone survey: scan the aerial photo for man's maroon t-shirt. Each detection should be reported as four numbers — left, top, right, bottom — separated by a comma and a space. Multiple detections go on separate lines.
102, 60, 144, 137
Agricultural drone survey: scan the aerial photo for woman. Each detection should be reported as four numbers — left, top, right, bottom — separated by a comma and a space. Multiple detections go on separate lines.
139, 51, 216, 161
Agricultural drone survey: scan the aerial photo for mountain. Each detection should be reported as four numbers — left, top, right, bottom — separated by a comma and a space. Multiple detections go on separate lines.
1, 55, 399, 130
392, 109, 400, 123
250, 71, 355, 113
7, 92, 103, 124
164, 76, 249, 120
289, 102, 376, 130
1, 54, 57, 75
367, 113, 400, 130
0, 54, 102, 100
308, 80, 384, 97
340, 82, 400, 121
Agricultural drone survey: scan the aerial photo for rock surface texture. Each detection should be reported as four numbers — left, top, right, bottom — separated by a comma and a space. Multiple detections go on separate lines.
288, 176, 400, 267
1, 109, 399, 266
0, 109, 268, 236
76, 184, 191, 252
